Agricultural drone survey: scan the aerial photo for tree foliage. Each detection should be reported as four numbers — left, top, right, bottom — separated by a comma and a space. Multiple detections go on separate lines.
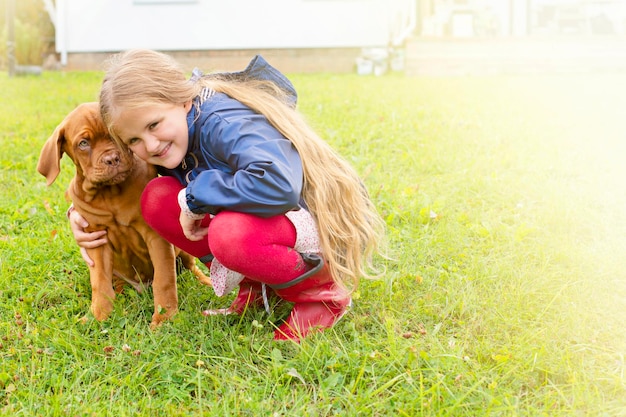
0, 0, 55, 66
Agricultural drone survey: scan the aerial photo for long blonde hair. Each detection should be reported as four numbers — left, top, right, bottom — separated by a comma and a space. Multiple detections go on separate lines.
100, 49, 385, 292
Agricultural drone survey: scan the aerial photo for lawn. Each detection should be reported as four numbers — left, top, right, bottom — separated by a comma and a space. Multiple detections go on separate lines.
1, 68, 625, 416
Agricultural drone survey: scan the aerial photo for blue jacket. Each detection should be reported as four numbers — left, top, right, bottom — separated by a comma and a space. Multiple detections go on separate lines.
157, 56, 304, 217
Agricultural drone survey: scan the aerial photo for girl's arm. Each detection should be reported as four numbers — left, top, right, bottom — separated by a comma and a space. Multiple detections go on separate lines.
183, 101, 304, 217
68, 207, 107, 266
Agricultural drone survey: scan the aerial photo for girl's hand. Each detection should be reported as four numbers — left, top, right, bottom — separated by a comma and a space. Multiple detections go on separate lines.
68, 208, 107, 267
179, 211, 208, 241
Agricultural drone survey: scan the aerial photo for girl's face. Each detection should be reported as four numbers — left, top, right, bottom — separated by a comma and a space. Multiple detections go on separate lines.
113, 101, 193, 169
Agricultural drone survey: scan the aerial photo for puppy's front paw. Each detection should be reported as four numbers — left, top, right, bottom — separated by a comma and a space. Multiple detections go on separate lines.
91, 296, 114, 321
150, 305, 178, 330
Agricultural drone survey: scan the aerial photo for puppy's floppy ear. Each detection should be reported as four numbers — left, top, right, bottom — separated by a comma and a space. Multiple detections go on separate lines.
37, 123, 66, 186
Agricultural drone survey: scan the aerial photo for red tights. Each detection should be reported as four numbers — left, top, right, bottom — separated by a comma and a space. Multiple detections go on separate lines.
142, 176, 352, 342
140, 176, 308, 285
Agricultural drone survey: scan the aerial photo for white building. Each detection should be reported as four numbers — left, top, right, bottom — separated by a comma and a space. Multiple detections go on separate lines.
47, 0, 626, 73
50, 0, 416, 72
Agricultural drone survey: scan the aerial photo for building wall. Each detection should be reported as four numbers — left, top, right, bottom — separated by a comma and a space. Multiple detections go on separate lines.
56, 0, 393, 53
61, 47, 363, 73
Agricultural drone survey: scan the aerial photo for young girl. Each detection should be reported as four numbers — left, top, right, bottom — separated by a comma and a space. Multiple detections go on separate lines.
71, 49, 384, 342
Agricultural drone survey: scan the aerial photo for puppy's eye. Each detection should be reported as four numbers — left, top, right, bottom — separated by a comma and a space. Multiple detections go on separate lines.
78, 139, 90, 150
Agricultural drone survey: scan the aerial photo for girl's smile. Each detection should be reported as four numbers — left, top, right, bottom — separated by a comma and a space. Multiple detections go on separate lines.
153, 142, 171, 158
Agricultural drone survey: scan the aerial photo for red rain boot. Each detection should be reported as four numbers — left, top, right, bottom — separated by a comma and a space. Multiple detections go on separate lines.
202, 278, 265, 316
271, 253, 352, 342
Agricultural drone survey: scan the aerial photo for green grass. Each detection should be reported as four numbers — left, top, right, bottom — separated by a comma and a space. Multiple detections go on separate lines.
1, 69, 625, 416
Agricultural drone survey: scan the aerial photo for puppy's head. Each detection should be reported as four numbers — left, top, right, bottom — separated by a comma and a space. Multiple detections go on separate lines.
37, 102, 135, 189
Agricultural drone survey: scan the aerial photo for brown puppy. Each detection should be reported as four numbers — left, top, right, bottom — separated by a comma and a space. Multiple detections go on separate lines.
37, 102, 210, 328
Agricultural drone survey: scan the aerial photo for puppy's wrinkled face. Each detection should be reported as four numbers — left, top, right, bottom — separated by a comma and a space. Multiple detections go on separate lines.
64, 105, 135, 187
